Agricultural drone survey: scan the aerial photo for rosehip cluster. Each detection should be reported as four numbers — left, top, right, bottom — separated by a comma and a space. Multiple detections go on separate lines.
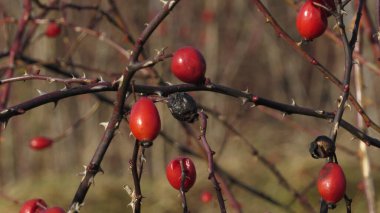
296, 0, 336, 40
19, 198, 65, 213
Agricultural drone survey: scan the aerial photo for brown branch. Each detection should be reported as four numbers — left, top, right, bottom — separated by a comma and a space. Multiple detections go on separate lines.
69, 1, 181, 211
202, 106, 315, 212
1, 81, 379, 148
179, 159, 189, 213
160, 130, 290, 211
250, 0, 380, 134
130, 140, 142, 213
198, 111, 227, 213
0, 0, 31, 110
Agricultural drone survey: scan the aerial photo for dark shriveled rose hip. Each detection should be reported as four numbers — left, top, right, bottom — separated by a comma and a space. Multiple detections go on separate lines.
167, 92, 198, 123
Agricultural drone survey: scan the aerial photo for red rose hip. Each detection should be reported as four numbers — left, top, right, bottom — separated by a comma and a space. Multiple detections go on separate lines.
200, 191, 213, 203
129, 97, 161, 147
166, 157, 196, 192
45, 22, 61, 38
317, 162, 346, 204
296, 0, 328, 40
29, 137, 53, 150
19, 198, 47, 213
171, 46, 206, 84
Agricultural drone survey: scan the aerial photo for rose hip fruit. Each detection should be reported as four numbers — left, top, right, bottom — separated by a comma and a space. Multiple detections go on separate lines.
171, 46, 206, 84
317, 162, 346, 204
166, 157, 196, 192
45, 22, 61, 38
129, 97, 161, 147
200, 191, 213, 203
296, 0, 328, 40
19, 198, 47, 213
167, 92, 198, 123
29, 137, 53, 150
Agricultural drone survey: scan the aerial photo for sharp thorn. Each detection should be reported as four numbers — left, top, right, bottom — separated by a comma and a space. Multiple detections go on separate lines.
36, 89, 47, 96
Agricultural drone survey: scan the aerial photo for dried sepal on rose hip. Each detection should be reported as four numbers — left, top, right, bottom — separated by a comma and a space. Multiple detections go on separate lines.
167, 92, 198, 123
317, 162, 346, 208
19, 198, 48, 213
309, 135, 335, 159
296, 0, 328, 40
171, 46, 206, 84
166, 156, 196, 192
129, 97, 161, 148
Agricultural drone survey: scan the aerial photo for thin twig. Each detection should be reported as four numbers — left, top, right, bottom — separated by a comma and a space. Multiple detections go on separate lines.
198, 111, 226, 213
353, 6, 377, 211
0, 0, 31, 110
179, 159, 189, 213
131, 140, 142, 213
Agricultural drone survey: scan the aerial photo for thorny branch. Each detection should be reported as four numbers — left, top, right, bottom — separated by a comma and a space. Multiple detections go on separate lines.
198, 112, 226, 213
68, 1, 181, 212
250, 0, 380, 134
0, 81, 379, 149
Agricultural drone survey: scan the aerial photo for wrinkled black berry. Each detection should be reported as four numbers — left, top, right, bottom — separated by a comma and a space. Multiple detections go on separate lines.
167, 92, 198, 123
309, 135, 335, 159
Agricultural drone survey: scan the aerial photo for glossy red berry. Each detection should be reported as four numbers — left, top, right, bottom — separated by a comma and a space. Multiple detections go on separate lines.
171, 46, 206, 84
314, 0, 336, 17
129, 97, 161, 147
200, 191, 213, 203
29, 137, 53, 150
166, 157, 196, 192
296, 0, 328, 40
45, 22, 61, 38
317, 162, 346, 204
42, 207, 65, 213
19, 198, 47, 213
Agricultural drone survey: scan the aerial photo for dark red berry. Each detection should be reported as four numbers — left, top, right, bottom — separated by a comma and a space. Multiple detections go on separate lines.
45, 22, 61, 38
200, 191, 213, 203
166, 157, 196, 192
29, 137, 53, 150
129, 97, 161, 147
19, 198, 47, 213
296, 0, 328, 40
317, 162, 346, 204
171, 47, 206, 84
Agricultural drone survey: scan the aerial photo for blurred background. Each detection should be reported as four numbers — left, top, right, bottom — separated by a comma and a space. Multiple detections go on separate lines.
0, 0, 380, 212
